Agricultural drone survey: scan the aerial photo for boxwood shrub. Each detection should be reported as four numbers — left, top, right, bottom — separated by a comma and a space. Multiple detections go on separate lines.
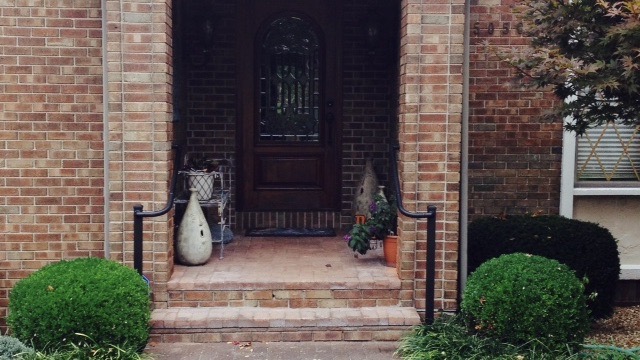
468, 214, 620, 319
8, 258, 150, 353
461, 253, 590, 352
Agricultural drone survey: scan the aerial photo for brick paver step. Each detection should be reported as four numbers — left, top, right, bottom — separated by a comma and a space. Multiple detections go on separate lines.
167, 287, 406, 308
150, 306, 421, 343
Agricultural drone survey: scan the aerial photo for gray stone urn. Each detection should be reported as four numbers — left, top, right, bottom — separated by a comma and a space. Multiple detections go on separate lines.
352, 158, 379, 218
176, 188, 212, 265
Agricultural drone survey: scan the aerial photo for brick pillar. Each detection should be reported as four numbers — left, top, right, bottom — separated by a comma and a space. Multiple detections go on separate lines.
398, 0, 464, 316
105, 0, 174, 307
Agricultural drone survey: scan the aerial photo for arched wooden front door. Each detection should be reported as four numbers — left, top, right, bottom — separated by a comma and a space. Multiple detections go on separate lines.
237, 0, 342, 211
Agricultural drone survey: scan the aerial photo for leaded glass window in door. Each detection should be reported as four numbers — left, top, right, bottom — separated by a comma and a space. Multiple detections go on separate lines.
258, 16, 320, 142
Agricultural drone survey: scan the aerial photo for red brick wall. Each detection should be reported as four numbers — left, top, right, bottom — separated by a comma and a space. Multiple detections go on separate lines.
468, 0, 563, 219
0, 1, 105, 326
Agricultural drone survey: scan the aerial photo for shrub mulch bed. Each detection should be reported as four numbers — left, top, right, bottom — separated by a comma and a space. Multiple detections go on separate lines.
586, 306, 640, 348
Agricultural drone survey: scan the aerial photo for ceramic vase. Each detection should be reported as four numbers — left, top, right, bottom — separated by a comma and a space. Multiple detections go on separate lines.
352, 158, 379, 218
176, 188, 213, 265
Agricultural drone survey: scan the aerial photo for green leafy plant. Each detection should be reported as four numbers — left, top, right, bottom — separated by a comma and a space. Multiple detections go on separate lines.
18, 334, 152, 360
462, 253, 590, 352
183, 156, 228, 173
8, 258, 151, 353
468, 214, 620, 319
0, 335, 34, 360
396, 314, 640, 359
396, 315, 582, 360
345, 194, 396, 255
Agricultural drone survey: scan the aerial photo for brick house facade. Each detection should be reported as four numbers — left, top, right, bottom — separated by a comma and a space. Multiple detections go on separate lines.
0, 0, 637, 331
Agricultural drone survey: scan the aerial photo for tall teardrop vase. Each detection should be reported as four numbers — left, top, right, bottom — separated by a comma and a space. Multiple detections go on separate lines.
176, 188, 213, 265
353, 158, 379, 218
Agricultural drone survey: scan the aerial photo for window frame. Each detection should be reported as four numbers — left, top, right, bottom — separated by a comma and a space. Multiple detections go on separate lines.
560, 125, 640, 217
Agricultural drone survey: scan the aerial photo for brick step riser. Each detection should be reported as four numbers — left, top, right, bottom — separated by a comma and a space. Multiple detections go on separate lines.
167, 289, 408, 308
150, 327, 412, 343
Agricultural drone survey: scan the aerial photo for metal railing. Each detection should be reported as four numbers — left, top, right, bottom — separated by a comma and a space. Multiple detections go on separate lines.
132, 144, 182, 276
390, 144, 437, 325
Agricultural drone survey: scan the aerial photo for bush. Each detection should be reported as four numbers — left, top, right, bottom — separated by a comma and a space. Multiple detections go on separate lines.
8, 258, 150, 353
0, 335, 33, 360
468, 215, 620, 319
461, 253, 590, 352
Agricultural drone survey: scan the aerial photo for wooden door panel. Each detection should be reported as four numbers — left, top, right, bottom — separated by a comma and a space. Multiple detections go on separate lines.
237, 0, 342, 211
255, 155, 323, 189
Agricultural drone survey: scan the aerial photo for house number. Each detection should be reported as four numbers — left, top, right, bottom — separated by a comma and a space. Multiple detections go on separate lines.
473, 22, 524, 36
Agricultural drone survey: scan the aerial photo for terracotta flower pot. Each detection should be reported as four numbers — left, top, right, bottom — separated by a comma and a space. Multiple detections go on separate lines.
383, 235, 398, 267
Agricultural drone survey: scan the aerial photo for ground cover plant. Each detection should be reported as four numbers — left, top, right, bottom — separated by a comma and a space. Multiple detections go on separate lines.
0, 335, 33, 359
8, 258, 151, 354
16, 334, 151, 360
396, 315, 640, 360
468, 214, 620, 319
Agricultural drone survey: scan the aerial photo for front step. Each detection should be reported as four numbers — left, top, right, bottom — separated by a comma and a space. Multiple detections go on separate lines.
167, 285, 404, 308
150, 306, 421, 342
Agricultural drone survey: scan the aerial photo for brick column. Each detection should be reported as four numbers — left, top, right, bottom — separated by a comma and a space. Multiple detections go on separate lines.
105, 0, 174, 306
398, 0, 464, 316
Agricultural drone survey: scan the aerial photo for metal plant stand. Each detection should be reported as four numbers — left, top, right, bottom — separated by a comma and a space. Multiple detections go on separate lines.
175, 166, 231, 260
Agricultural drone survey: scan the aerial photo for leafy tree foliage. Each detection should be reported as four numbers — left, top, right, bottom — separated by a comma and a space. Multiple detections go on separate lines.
499, 0, 640, 134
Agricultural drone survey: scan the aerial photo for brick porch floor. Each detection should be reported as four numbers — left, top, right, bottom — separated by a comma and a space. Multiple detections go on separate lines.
168, 234, 399, 291
151, 234, 421, 342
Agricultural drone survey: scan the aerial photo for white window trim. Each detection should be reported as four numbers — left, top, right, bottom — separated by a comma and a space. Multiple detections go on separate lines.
560, 129, 640, 218
621, 265, 640, 280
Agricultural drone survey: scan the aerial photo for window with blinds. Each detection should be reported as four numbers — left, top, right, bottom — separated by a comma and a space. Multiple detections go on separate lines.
576, 122, 640, 182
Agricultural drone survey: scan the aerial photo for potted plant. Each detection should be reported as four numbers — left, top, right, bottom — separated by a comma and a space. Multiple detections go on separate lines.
345, 192, 398, 266
182, 156, 228, 200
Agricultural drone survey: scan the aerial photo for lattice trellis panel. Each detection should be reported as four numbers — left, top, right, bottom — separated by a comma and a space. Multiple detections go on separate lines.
577, 122, 640, 181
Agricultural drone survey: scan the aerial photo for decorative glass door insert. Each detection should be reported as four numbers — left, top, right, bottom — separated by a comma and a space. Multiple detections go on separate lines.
259, 16, 320, 143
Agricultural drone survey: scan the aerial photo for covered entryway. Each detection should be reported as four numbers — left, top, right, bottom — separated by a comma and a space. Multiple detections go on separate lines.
103, 0, 464, 333
172, 0, 400, 229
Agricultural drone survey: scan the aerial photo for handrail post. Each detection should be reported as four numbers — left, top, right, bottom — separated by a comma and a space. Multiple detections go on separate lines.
426, 205, 437, 325
390, 144, 437, 325
133, 204, 144, 276
130, 144, 182, 278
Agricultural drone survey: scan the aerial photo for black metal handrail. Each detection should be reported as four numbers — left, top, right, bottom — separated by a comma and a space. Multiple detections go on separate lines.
390, 144, 437, 325
132, 144, 182, 276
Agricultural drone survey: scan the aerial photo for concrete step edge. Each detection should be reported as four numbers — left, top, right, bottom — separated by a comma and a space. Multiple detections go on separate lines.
151, 306, 421, 330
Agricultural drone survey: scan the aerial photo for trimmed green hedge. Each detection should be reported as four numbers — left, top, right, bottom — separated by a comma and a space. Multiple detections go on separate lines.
8, 258, 150, 352
468, 215, 620, 319
462, 253, 590, 352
